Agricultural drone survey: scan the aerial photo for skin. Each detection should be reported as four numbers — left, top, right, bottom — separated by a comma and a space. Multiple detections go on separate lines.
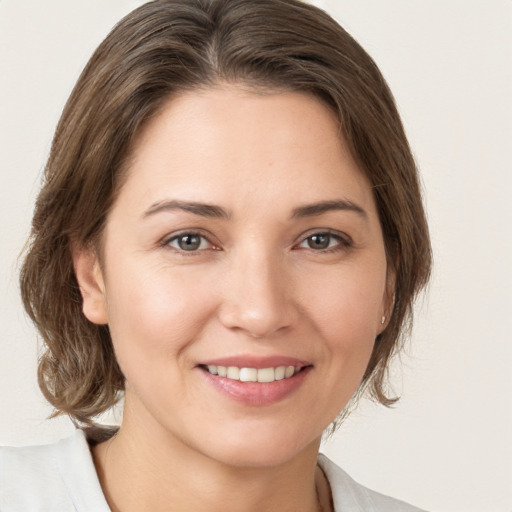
74, 85, 392, 512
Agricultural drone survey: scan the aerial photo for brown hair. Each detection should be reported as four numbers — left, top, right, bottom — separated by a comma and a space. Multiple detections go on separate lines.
20, 0, 431, 429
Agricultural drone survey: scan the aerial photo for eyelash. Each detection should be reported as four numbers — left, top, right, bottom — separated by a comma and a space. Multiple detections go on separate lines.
163, 231, 218, 254
295, 231, 352, 253
162, 230, 352, 255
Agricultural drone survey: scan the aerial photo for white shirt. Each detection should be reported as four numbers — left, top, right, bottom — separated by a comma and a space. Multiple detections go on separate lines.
0, 430, 427, 511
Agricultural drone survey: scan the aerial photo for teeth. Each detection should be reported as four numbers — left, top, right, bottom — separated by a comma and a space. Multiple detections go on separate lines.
257, 367, 275, 383
285, 365, 295, 378
205, 364, 301, 382
239, 368, 257, 382
274, 366, 286, 380
226, 367, 240, 380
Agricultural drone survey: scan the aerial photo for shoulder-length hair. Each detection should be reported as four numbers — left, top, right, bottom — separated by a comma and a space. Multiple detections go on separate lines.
20, 0, 431, 429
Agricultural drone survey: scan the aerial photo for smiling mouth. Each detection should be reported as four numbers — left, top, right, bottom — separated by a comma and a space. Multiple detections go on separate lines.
201, 365, 305, 383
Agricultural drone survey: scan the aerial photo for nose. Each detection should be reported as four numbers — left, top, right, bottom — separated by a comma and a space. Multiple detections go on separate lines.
218, 250, 299, 339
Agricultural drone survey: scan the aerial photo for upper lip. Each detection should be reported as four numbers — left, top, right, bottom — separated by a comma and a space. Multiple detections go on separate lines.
198, 355, 311, 369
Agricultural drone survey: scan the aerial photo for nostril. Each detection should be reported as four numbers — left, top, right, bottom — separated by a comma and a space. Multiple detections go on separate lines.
216, 265, 300, 338
218, 302, 295, 339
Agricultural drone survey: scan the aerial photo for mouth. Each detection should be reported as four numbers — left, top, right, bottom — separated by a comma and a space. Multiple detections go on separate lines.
200, 364, 304, 383
197, 357, 312, 405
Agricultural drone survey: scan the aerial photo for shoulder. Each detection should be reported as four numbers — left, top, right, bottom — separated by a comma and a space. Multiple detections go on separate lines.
0, 430, 110, 512
318, 453, 428, 512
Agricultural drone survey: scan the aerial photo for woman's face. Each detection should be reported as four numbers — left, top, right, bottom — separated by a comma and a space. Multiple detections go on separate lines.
78, 86, 391, 468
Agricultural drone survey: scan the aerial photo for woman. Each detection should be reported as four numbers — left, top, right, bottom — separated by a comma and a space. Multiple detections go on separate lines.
2, 0, 431, 510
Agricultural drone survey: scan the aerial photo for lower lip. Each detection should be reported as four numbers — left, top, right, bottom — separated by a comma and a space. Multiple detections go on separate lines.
199, 367, 312, 406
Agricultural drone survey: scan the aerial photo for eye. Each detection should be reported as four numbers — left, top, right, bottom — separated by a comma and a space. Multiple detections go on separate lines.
167, 233, 212, 252
297, 232, 349, 251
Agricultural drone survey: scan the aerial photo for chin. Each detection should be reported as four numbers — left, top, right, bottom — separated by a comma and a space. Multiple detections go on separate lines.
193, 422, 322, 469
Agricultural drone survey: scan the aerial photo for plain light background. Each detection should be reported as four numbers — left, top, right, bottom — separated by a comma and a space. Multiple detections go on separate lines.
0, 1, 511, 511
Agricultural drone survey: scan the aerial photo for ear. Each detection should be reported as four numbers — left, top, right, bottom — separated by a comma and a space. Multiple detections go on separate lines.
378, 263, 396, 333
73, 246, 108, 325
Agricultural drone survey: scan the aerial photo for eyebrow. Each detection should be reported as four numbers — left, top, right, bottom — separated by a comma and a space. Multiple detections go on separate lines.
291, 199, 367, 220
143, 198, 367, 221
143, 200, 231, 219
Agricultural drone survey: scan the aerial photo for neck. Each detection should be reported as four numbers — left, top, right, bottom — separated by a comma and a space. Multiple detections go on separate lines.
92, 402, 330, 512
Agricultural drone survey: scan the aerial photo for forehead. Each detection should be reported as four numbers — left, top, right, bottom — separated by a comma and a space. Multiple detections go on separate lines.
118, 85, 376, 218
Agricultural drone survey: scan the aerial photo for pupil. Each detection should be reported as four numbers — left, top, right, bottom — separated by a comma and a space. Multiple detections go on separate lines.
179, 235, 200, 251
309, 234, 329, 249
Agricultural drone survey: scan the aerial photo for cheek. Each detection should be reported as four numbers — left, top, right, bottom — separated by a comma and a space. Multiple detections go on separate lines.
302, 263, 386, 339
103, 260, 217, 369
299, 259, 386, 389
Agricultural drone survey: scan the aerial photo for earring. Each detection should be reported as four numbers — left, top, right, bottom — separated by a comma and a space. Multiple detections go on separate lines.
381, 315, 386, 325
